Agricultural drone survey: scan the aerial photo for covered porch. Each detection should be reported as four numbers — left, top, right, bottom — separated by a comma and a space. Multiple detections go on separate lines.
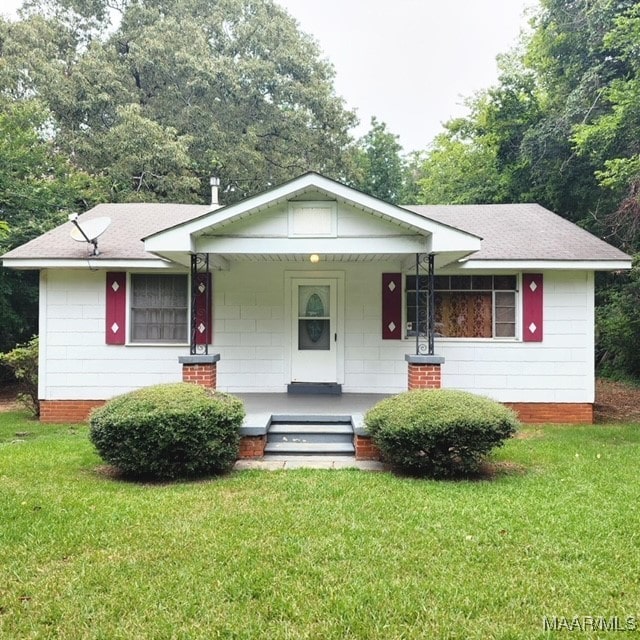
144, 173, 482, 459
143, 173, 480, 394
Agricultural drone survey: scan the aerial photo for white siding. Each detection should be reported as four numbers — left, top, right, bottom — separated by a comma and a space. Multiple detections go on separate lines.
437, 271, 595, 403
40, 269, 185, 400
206, 200, 410, 238
39, 266, 595, 403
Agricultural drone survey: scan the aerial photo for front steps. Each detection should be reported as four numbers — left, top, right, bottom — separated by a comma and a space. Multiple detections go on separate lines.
264, 415, 355, 456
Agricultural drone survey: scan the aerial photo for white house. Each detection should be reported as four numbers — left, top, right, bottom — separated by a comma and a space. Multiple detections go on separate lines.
2, 172, 631, 432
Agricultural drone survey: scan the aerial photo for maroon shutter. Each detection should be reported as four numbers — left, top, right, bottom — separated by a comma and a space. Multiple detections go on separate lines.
382, 273, 402, 340
105, 272, 126, 345
523, 273, 543, 342
194, 273, 212, 345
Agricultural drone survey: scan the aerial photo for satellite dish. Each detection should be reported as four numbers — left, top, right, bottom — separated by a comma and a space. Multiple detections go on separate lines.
69, 216, 111, 256
70, 216, 111, 242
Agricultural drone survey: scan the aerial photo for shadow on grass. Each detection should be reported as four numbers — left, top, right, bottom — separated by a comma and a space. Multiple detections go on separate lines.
385, 458, 529, 482
91, 463, 235, 487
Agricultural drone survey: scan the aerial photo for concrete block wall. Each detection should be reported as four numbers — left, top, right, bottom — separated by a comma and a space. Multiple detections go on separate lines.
38, 266, 596, 412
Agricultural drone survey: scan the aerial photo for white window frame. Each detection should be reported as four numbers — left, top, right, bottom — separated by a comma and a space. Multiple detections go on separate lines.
403, 273, 520, 341
126, 272, 191, 346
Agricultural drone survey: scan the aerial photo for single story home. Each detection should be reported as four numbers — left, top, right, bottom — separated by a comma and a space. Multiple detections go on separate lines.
2, 172, 631, 434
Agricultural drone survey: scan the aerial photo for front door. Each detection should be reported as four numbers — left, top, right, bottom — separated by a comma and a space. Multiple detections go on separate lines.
291, 278, 338, 383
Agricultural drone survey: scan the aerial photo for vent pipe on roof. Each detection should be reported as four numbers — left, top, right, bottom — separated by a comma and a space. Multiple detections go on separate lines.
210, 176, 220, 205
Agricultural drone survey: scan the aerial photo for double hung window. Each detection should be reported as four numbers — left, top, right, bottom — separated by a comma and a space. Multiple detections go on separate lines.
130, 274, 189, 343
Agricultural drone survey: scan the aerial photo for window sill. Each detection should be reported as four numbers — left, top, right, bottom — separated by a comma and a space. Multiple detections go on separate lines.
125, 342, 192, 347
404, 337, 520, 344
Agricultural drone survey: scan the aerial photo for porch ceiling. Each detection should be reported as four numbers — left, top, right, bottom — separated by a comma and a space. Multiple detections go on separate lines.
224, 253, 411, 262
155, 250, 472, 270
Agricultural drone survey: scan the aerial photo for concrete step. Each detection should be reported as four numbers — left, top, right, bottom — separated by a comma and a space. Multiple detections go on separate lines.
268, 432, 353, 445
264, 441, 355, 455
270, 414, 352, 424
269, 423, 353, 435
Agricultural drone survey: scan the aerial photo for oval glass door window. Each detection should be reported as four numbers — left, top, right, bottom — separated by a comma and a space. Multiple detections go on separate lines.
306, 294, 324, 343
298, 286, 330, 350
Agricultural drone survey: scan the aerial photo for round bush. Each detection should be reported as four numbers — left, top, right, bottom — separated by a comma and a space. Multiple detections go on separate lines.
365, 389, 519, 477
89, 383, 245, 479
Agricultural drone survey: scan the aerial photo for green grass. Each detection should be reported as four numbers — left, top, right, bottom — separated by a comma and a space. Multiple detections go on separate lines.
1, 412, 640, 639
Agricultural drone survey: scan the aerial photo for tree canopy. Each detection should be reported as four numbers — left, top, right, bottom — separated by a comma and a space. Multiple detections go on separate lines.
413, 0, 640, 378
1, 0, 357, 203
0, 0, 359, 352
349, 117, 406, 204
0, 98, 103, 351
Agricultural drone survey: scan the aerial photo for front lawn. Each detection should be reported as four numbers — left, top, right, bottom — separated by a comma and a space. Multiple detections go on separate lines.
1, 411, 639, 639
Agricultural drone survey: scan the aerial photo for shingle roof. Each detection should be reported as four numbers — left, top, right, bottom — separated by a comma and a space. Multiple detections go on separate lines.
2, 200, 630, 264
404, 203, 631, 261
2, 203, 213, 261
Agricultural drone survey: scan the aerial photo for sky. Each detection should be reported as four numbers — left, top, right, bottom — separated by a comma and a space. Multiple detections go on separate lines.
2, 0, 534, 153
276, 0, 534, 152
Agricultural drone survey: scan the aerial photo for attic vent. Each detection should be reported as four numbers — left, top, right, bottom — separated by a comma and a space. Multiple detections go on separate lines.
288, 201, 337, 237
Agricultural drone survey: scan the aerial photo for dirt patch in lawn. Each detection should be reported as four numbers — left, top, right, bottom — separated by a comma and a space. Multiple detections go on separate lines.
594, 378, 640, 423
0, 382, 20, 412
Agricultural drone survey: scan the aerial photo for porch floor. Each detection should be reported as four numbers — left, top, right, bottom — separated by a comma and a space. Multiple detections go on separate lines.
235, 392, 390, 419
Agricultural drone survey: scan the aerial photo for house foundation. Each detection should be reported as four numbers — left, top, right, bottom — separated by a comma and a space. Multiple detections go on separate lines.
39, 400, 105, 423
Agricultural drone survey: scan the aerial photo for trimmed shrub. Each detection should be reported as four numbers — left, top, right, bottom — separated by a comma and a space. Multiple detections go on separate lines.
89, 383, 245, 479
0, 336, 39, 417
365, 389, 519, 477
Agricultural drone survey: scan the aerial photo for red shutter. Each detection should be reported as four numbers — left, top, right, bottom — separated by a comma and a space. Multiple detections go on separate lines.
105, 272, 126, 345
523, 273, 543, 342
194, 273, 213, 345
382, 273, 402, 340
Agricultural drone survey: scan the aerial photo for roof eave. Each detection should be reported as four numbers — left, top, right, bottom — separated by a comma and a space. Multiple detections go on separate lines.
1, 258, 182, 270
457, 259, 633, 271
143, 173, 482, 254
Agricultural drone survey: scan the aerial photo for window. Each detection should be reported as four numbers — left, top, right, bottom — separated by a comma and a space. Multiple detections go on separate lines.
130, 274, 189, 343
405, 275, 517, 339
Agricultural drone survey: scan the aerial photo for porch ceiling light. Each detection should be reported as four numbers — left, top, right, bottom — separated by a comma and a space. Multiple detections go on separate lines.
309, 254, 320, 263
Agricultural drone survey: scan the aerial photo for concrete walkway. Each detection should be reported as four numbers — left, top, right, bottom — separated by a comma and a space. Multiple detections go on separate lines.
234, 455, 386, 471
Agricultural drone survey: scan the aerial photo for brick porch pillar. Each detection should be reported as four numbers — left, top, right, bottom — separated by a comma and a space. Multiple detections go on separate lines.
405, 354, 445, 390
178, 354, 220, 389
354, 433, 382, 461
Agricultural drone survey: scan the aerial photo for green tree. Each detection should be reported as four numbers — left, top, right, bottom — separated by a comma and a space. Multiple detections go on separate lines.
570, 4, 640, 251
0, 99, 102, 352
2, 0, 357, 203
415, 58, 541, 205
350, 117, 406, 204
414, 119, 506, 205
406, 0, 640, 379
596, 259, 640, 380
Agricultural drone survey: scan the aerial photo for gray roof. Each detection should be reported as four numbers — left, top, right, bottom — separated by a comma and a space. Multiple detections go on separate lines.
2, 200, 631, 264
2, 203, 213, 261
404, 203, 631, 262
